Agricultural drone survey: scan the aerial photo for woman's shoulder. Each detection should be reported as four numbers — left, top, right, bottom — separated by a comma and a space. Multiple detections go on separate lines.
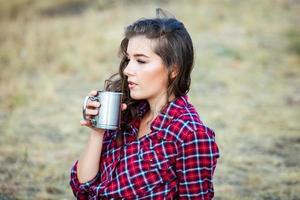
170, 95, 203, 127
166, 96, 216, 142
169, 105, 202, 133
169, 113, 216, 146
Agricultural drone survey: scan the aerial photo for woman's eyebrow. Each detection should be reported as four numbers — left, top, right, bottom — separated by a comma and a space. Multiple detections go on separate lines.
133, 54, 149, 58
126, 53, 150, 58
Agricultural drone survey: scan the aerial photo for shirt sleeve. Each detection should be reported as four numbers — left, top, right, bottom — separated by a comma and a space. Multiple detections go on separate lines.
69, 161, 101, 200
175, 125, 219, 200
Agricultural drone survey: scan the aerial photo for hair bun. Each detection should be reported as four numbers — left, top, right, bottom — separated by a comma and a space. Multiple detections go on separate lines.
156, 8, 175, 19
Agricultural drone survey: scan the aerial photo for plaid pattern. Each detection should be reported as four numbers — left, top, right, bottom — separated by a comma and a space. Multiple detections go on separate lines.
70, 95, 219, 200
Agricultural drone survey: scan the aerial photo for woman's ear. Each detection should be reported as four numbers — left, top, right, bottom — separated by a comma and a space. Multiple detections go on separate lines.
171, 65, 179, 79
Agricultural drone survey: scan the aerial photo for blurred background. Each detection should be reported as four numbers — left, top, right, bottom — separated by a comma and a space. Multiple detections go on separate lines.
0, 0, 299, 199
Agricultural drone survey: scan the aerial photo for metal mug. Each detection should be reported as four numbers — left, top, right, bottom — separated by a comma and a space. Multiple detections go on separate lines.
82, 91, 123, 130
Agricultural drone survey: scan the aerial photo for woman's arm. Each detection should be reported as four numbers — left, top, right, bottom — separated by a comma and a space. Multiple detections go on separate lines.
70, 129, 105, 200
76, 90, 105, 183
176, 125, 219, 199
70, 90, 127, 198
77, 129, 105, 183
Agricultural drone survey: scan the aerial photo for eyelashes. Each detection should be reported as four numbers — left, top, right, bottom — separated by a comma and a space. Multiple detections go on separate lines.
137, 60, 146, 64
125, 57, 147, 64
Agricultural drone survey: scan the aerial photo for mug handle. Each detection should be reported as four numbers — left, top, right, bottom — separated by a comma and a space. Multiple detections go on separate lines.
82, 96, 99, 124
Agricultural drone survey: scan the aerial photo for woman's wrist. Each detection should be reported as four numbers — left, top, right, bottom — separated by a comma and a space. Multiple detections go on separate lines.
90, 129, 105, 139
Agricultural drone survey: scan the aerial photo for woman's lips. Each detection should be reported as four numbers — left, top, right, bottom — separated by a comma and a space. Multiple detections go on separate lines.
128, 81, 137, 89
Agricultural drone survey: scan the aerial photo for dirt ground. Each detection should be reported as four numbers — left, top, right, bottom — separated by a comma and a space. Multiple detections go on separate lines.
0, 0, 299, 199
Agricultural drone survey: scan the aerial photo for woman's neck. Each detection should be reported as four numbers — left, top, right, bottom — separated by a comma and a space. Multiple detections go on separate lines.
145, 92, 175, 124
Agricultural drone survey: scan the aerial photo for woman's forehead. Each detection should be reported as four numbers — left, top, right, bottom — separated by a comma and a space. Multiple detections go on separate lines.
126, 35, 157, 56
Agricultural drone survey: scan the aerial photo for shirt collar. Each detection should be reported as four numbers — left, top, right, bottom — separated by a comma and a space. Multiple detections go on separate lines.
150, 95, 188, 131
125, 95, 189, 139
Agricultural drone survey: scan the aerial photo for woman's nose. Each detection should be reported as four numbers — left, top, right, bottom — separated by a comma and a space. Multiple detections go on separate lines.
123, 60, 136, 76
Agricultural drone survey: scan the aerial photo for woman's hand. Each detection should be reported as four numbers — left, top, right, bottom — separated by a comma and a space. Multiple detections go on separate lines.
80, 90, 127, 130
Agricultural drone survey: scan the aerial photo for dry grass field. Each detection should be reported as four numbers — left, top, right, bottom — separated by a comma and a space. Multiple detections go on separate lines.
0, 0, 299, 199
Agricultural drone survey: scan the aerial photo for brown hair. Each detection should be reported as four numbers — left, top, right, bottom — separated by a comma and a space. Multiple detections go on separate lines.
106, 8, 194, 133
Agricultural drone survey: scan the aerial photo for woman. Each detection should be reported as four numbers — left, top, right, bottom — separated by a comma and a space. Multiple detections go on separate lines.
70, 9, 219, 200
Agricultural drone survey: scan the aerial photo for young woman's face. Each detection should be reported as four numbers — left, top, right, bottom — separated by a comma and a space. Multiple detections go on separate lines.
123, 35, 169, 101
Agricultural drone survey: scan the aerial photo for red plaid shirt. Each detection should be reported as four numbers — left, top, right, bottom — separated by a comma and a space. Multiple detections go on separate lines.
70, 95, 219, 199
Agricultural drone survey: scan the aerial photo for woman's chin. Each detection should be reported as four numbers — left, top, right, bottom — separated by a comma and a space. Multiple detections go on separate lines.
130, 92, 145, 100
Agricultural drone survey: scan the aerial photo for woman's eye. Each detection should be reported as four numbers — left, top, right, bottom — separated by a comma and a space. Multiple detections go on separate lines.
137, 60, 146, 64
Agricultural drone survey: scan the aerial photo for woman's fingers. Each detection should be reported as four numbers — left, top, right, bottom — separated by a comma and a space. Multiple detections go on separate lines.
86, 101, 100, 108
80, 120, 86, 126
80, 120, 92, 127
89, 90, 98, 96
121, 103, 127, 111
81, 90, 99, 128
85, 109, 98, 115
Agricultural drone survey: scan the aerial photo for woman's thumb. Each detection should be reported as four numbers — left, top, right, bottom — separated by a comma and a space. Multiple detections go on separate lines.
121, 103, 127, 111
